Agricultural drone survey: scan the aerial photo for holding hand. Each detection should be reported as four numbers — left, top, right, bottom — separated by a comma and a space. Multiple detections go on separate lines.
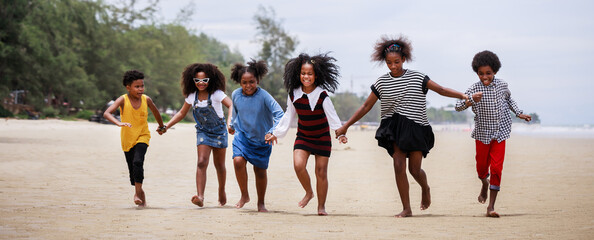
228, 126, 235, 135
337, 135, 348, 144
265, 133, 277, 145
472, 92, 483, 103
156, 125, 167, 135
335, 126, 348, 138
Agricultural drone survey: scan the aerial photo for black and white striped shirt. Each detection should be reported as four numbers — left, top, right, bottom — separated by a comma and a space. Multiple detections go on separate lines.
371, 70, 430, 126
455, 78, 523, 144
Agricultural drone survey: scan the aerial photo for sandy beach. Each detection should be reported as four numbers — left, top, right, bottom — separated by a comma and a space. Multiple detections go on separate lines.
0, 119, 593, 239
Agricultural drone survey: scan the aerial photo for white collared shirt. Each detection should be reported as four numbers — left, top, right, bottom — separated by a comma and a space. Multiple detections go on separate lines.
273, 86, 342, 138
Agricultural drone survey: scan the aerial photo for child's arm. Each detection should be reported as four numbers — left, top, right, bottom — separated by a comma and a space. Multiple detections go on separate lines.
335, 92, 378, 138
505, 88, 532, 122
271, 95, 296, 139
426, 79, 468, 100
103, 96, 130, 127
146, 96, 166, 134
221, 96, 233, 132
455, 85, 483, 112
228, 97, 237, 135
322, 97, 347, 144
164, 102, 191, 131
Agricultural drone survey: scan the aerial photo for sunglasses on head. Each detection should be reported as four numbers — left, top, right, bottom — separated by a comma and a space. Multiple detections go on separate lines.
193, 78, 210, 83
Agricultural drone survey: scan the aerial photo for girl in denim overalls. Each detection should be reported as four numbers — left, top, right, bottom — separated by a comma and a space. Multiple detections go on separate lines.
163, 63, 232, 207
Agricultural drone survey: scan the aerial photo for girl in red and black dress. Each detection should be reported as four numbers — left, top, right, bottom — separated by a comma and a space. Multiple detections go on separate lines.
266, 53, 347, 216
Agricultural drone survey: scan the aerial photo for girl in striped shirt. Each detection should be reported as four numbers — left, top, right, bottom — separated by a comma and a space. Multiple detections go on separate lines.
336, 35, 468, 218
266, 53, 347, 216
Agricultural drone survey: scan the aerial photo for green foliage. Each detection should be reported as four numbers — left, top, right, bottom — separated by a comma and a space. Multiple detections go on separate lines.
330, 92, 380, 123
75, 109, 94, 119
0, 105, 14, 117
427, 105, 468, 123
253, 5, 298, 109
41, 106, 59, 118
147, 112, 171, 123
0, 0, 244, 117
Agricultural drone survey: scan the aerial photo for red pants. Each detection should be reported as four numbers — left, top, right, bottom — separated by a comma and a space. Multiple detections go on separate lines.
475, 140, 506, 191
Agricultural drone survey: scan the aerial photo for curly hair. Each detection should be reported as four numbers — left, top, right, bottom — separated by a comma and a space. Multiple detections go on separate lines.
180, 63, 226, 97
283, 53, 340, 93
471, 50, 501, 74
122, 70, 144, 86
371, 35, 413, 63
230, 59, 268, 83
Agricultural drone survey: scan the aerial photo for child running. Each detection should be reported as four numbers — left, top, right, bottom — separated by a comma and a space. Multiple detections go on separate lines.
335, 35, 468, 217
229, 59, 284, 212
265, 53, 347, 216
103, 70, 166, 207
162, 63, 232, 207
455, 50, 531, 218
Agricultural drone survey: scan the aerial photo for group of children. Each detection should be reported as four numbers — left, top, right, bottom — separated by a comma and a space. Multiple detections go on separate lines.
103, 35, 531, 218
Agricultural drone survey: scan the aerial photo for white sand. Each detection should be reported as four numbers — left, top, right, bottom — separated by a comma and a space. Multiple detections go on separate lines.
0, 119, 593, 239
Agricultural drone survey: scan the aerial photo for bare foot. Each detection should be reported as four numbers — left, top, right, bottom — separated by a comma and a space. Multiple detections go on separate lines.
420, 186, 431, 210
191, 195, 204, 207
478, 178, 488, 204
257, 203, 268, 212
394, 209, 413, 218
218, 190, 227, 206
298, 193, 314, 208
486, 209, 500, 218
235, 196, 250, 208
318, 207, 328, 216
134, 193, 143, 206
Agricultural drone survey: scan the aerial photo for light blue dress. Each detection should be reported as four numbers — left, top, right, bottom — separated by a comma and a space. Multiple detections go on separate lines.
230, 87, 284, 169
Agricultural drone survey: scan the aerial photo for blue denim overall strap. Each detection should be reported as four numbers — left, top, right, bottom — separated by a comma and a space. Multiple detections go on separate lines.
192, 92, 226, 134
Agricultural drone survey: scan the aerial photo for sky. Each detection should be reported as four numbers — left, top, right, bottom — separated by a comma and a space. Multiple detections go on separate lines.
112, 0, 594, 126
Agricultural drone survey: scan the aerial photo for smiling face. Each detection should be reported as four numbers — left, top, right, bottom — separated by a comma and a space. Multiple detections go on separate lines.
240, 72, 258, 96
125, 79, 145, 99
194, 72, 209, 92
385, 52, 405, 77
477, 65, 495, 86
300, 63, 316, 92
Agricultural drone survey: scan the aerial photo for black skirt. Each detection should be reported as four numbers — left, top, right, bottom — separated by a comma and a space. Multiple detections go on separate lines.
375, 112, 435, 158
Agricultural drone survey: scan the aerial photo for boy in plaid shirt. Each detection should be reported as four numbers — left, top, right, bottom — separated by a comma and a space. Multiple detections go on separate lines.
455, 50, 531, 217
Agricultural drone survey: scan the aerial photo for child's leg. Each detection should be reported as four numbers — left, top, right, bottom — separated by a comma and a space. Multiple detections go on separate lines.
314, 155, 330, 216
475, 140, 491, 204
212, 147, 227, 206
233, 156, 250, 208
124, 149, 135, 186
131, 143, 148, 207
487, 140, 505, 217
253, 166, 268, 212
408, 151, 430, 210
293, 149, 314, 208
391, 143, 411, 218
191, 145, 212, 207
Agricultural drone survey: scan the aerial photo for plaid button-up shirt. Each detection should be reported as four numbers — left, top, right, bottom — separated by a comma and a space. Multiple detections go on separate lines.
455, 78, 523, 144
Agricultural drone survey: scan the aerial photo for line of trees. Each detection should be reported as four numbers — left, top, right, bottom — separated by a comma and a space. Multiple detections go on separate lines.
1, 0, 243, 117
0, 0, 538, 124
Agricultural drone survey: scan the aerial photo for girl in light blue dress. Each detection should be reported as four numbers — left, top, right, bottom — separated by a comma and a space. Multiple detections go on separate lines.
228, 59, 284, 212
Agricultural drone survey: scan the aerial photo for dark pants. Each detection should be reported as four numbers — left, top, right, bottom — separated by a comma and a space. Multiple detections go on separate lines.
124, 143, 148, 186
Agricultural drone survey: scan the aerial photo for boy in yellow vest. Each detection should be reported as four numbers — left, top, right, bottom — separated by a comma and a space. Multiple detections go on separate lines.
104, 70, 166, 207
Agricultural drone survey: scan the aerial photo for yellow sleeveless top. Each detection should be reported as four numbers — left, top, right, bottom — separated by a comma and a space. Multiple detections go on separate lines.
120, 94, 150, 151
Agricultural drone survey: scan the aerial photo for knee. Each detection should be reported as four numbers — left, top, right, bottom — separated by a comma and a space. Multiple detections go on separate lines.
393, 160, 406, 173
315, 166, 328, 179
196, 158, 209, 169
233, 157, 246, 169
